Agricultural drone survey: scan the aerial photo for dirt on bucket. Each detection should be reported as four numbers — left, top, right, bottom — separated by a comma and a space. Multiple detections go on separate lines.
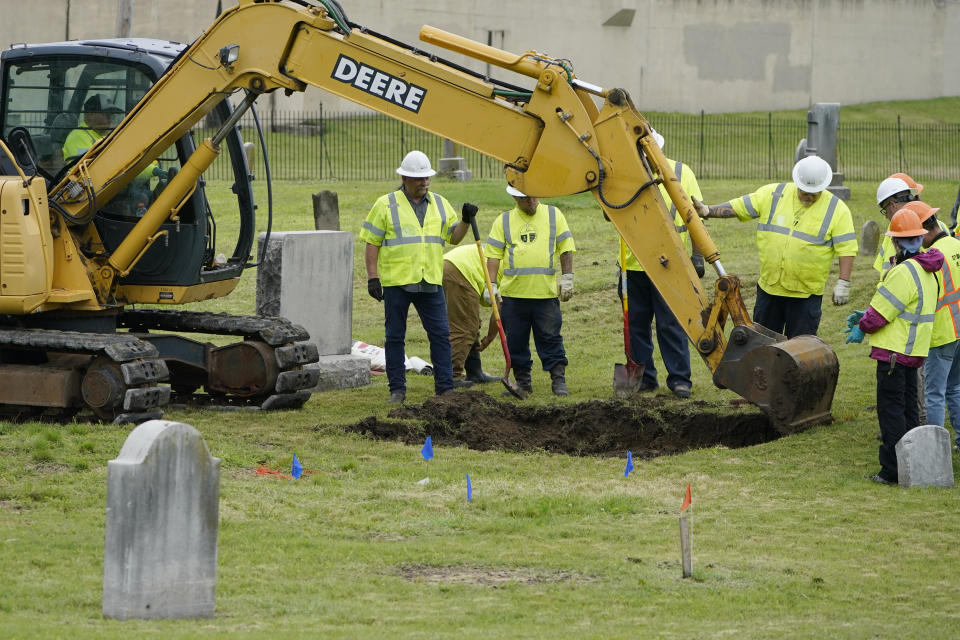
344, 390, 778, 459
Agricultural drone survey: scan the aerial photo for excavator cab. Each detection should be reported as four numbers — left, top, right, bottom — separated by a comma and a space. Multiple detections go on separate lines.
0, 39, 255, 289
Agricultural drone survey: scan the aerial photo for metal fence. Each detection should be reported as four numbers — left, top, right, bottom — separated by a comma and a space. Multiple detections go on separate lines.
196, 110, 960, 183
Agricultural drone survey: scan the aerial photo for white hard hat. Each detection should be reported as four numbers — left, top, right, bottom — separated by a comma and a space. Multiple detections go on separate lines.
792, 155, 832, 193
396, 150, 436, 177
650, 129, 664, 149
876, 177, 914, 205
506, 185, 527, 197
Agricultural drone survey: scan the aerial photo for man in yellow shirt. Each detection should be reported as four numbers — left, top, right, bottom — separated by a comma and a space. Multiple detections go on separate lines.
698, 155, 857, 337
485, 185, 575, 396
442, 243, 500, 385
360, 150, 473, 404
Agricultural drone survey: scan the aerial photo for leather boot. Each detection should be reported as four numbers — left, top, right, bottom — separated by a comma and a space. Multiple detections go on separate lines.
465, 349, 499, 383
550, 364, 568, 396
504, 368, 533, 396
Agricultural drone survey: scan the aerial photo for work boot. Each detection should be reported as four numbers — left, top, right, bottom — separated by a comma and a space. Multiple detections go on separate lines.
388, 391, 405, 404
465, 350, 499, 384
504, 369, 533, 396
550, 365, 568, 397
452, 378, 474, 389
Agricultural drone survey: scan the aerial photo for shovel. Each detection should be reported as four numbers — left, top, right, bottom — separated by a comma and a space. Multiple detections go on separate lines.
471, 218, 526, 399
614, 238, 644, 398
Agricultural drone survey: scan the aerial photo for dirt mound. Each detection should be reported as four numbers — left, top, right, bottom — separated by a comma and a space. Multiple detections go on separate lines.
345, 390, 777, 458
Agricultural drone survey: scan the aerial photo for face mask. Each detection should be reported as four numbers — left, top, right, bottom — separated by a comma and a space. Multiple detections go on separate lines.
898, 236, 924, 254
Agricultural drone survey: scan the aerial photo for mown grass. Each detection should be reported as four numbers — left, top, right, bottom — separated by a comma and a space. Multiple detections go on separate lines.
2, 169, 960, 637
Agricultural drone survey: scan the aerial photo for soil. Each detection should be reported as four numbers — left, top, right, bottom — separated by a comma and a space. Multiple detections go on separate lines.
344, 390, 778, 459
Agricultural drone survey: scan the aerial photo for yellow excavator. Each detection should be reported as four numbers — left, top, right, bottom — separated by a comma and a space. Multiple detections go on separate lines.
0, 0, 837, 431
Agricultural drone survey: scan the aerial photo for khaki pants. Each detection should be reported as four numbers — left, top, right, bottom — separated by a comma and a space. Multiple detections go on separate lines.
442, 261, 480, 378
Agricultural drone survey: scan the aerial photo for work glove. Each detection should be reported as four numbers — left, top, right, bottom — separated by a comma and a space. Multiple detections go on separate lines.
461, 202, 478, 225
691, 252, 706, 278
482, 283, 500, 306
558, 273, 575, 302
844, 325, 865, 344
367, 277, 383, 301
846, 309, 865, 329
832, 278, 851, 305
693, 199, 710, 219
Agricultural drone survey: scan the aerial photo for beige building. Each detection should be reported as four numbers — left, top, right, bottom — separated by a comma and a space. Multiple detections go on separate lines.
7, 0, 960, 114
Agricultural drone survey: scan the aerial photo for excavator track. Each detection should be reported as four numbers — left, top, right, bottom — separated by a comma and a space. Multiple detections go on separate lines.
0, 328, 170, 424
118, 310, 320, 411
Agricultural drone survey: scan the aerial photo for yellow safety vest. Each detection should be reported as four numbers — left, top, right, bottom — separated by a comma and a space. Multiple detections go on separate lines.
732, 182, 858, 297
443, 244, 488, 297
867, 258, 939, 357
930, 234, 960, 347
624, 159, 702, 271
874, 218, 950, 275
486, 203, 575, 299
359, 189, 457, 287
62, 118, 157, 180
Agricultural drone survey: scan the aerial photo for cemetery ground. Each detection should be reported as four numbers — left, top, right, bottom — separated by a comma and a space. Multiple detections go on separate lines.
1, 178, 959, 639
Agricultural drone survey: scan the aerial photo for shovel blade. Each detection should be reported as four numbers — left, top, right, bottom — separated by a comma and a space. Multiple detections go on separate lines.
501, 376, 527, 400
613, 362, 643, 399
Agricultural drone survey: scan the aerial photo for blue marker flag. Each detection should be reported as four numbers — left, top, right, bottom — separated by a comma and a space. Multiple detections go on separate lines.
624, 451, 634, 477
291, 452, 303, 479
421, 435, 434, 461
466, 473, 472, 502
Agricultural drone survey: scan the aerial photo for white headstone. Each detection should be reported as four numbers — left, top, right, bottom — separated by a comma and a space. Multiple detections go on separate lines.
103, 420, 220, 619
895, 424, 955, 488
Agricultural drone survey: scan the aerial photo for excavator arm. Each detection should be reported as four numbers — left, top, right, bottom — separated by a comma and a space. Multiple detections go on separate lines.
43, 0, 837, 430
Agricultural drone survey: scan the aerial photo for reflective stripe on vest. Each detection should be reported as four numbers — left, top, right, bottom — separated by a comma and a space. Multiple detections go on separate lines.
502, 205, 558, 276
935, 236, 960, 340
876, 259, 937, 353
756, 184, 846, 246
381, 192, 447, 246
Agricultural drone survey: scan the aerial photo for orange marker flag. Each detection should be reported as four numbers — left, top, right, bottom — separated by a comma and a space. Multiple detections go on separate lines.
680, 484, 692, 511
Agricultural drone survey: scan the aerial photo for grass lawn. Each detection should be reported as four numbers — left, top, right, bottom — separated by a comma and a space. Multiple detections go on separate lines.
1, 174, 959, 639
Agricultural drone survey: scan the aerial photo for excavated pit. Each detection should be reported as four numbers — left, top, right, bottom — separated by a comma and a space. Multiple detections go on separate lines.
345, 390, 779, 458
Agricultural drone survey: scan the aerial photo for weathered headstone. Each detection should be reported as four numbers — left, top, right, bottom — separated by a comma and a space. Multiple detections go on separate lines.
103, 420, 220, 620
257, 231, 370, 390
437, 138, 473, 182
312, 190, 340, 231
860, 219, 880, 256
895, 424, 955, 488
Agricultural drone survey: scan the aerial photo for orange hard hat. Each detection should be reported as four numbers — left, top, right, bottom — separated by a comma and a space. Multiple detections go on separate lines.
900, 201, 940, 223
889, 172, 924, 195
886, 208, 926, 237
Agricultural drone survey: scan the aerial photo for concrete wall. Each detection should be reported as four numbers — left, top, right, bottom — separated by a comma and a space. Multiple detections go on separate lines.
6, 0, 958, 114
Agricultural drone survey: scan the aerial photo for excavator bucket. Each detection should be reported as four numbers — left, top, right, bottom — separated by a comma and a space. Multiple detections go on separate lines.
713, 325, 839, 435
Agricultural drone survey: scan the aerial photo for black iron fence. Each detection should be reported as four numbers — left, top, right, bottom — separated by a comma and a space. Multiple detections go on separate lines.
195, 110, 960, 183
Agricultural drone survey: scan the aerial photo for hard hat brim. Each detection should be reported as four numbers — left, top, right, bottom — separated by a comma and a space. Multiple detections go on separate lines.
506, 185, 527, 197
396, 167, 436, 178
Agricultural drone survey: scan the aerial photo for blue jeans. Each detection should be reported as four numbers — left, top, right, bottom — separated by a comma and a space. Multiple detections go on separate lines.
500, 297, 567, 373
624, 270, 691, 391
382, 286, 454, 395
753, 285, 823, 338
924, 340, 960, 444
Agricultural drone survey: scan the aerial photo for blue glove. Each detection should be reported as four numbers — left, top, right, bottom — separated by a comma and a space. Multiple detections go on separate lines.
844, 325, 865, 344
846, 310, 865, 329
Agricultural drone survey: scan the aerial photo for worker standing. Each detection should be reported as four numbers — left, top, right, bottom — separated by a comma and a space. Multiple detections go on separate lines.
874, 174, 923, 277
698, 155, 858, 338
845, 208, 944, 485
485, 185, 576, 396
442, 243, 501, 386
360, 150, 474, 404
619, 129, 703, 398
915, 202, 960, 450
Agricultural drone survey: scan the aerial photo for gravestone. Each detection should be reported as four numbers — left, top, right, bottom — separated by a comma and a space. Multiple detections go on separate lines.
437, 138, 472, 182
257, 231, 370, 391
312, 190, 340, 231
895, 424, 954, 488
860, 219, 880, 256
103, 420, 220, 620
